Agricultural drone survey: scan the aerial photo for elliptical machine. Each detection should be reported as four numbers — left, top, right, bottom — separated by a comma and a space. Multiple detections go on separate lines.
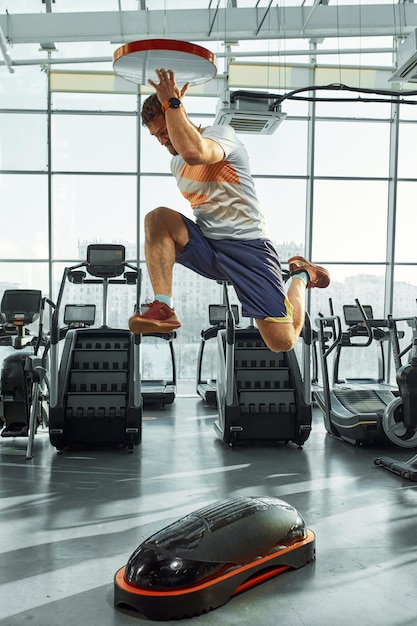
0, 289, 51, 459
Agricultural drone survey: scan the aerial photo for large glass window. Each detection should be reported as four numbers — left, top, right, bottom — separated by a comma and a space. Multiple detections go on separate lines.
314, 119, 390, 178
392, 266, 417, 317
1, 27, 417, 386
140, 127, 175, 173
312, 179, 388, 262
397, 122, 417, 180
395, 181, 417, 264
0, 65, 46, 110
52, 174, 137, 259
310, 264, 386, 318
0, 262, 49, 297
241, 120, 308, 176
0, 113, 47, 170
255, 178, 307, 250
51, 114, 137, 172
52, 92, 137, 112
0, 174, 49, 259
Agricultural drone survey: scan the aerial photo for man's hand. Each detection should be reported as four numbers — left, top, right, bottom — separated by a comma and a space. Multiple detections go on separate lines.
148, 69, 189, 105
148, 67, 223, 166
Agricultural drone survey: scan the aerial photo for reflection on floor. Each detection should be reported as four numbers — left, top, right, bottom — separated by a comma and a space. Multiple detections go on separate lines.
1, 395, 417, 626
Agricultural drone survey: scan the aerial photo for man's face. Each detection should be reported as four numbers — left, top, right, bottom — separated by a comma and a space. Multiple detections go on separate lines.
147, 115, 178, 156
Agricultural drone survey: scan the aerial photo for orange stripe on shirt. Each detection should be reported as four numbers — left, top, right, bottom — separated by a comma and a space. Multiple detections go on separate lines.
180, 161, 240, 185
182, 191, 209, 207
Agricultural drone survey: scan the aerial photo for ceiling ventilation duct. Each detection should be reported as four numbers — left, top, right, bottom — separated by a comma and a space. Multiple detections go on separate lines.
214, 91, 287, 135
390, 29, 417, 83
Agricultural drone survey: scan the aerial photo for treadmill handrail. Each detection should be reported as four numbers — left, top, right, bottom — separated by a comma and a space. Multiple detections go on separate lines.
388, 314, 417, 370
349, 299, 373, 347
316, 314, 343, 359
315, 314, 343, 432
223, 282, 236, 407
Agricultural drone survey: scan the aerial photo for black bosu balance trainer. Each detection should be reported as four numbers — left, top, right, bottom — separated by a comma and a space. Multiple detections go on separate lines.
114, 496, 315, 621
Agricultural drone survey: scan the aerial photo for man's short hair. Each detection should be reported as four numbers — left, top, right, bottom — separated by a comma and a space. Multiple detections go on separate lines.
141, 94, 163, 126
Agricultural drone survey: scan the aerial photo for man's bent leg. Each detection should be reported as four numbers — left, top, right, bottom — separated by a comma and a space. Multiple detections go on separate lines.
129, 207, 189, 335
255, 257, 330, 352
256, 277, 306, 352
144, 207, 190, 296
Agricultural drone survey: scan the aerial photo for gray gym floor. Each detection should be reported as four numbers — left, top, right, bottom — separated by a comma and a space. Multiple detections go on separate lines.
1, 390, 416, 626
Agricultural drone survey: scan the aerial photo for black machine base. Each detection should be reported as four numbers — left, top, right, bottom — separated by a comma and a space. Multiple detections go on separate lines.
114, 496, 315, 621
1, 423, 28, 437
49, 328, 141, 452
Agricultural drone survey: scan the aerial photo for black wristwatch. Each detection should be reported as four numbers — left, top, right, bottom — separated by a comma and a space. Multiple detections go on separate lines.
162, 97, 182, 113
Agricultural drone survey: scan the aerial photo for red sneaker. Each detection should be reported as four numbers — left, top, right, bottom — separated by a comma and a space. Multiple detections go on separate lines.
288, 256, 330, 289
128, 301, 181, 334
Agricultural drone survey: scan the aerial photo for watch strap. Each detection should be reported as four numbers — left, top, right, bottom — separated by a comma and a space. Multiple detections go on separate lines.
161, 98, 181, 113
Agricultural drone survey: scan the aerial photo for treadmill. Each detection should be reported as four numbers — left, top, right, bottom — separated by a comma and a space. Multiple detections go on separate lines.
196, 303, 240, 407
141, 330, 177, 407
314, 300, 399, 446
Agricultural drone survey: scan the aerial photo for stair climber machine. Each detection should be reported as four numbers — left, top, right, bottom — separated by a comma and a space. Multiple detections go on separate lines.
314, 298, 417, 448
374, 316, 417, 480
48, 244, 142, 453
0, 289, 52, 459
214, 282, 313, 448
196, 302, 240, 407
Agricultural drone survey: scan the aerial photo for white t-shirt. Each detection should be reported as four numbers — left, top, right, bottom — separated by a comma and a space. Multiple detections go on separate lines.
170, 124, 268, 240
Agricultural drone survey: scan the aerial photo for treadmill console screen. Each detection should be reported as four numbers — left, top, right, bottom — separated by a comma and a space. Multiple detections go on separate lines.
343, 304, 373, 326
1, 289, 42, 324
209, 304, 239, 325
87, 244, 126, 278
64, 304, 96, 326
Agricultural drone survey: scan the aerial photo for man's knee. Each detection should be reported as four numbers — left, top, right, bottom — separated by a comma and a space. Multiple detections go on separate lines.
145, 207, 176, 239
255, 320, 297, 353
145, 207, 188, 251
265, 335, 297, 353
145, 206, 170, 229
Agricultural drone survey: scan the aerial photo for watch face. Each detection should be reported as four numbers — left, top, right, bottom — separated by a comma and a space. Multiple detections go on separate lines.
169, 97, 182, 108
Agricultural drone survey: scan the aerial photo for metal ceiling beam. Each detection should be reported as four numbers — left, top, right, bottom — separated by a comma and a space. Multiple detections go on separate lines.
42, 0, 54, 13
0, 22, 14, 72
0, 5, 416, 46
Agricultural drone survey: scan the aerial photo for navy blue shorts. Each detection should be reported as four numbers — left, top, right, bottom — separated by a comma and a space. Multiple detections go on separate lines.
175, 215, 293, 321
